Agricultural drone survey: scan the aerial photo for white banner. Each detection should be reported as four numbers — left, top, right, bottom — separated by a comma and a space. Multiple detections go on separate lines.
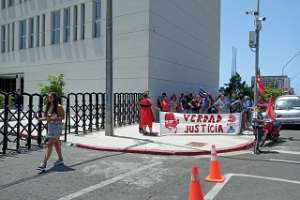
159, 112, 241, 135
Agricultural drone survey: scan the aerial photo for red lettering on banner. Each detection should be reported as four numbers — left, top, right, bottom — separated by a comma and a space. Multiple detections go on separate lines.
218, 125, 224, 133
197, 115, 203, 122
208, 115, 215, 123
191, 115, 196, 122
195, 125, 199, 133
217, 115, 222, 123
184, 125, 188, 133
210, 125, 215, 133
203, 115, 208, 123
184, 114, 190, 122
201, 124, 206, 132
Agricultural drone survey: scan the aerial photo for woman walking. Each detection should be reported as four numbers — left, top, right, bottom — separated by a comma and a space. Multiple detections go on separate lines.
37, 92, 65, 171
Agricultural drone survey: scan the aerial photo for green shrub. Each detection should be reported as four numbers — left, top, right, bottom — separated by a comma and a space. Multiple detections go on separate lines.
0, 95, 4, 109
38, 74, 65, 97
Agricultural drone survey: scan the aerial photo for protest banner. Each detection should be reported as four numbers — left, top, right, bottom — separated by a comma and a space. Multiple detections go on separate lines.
160, 112, 241, 135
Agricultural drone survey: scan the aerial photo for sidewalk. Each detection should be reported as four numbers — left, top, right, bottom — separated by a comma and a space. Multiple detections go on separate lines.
65, 124, 254, 156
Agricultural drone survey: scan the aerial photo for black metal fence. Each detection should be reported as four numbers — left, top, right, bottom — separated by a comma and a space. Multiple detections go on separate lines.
0, 92, 142, 154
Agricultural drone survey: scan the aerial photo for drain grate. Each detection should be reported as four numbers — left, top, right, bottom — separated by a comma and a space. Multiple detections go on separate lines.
186, 142, 207, 147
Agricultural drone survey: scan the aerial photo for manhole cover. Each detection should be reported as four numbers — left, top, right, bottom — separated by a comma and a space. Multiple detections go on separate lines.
186, 142, 207, 147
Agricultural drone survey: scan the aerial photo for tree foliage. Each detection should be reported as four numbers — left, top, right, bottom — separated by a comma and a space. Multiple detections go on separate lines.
223, 73, 253, 99
262, 86, 283, 101
38, 74, 65, 97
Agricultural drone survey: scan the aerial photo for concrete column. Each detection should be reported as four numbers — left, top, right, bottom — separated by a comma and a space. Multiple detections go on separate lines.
11, 22, 15, 51
6, 24, 10, 52
35, 15, 42, 47
16, 74, 22, 92
78, 3, 84, 40
60, 9, 64, 43
26, 19, 29, 48
69, 6, 74, 41
15, 21, 20, 50
85, 1, 93, 39
44, 11, 51, 45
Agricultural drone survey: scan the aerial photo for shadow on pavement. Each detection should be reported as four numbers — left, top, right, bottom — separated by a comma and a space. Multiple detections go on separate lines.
38, 165, 76, 175
0, 145, 44, 161
281, 124, 300, 130
0, 152, 124, 191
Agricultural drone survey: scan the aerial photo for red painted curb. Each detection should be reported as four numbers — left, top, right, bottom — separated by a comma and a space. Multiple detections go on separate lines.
73, 139, 255, 156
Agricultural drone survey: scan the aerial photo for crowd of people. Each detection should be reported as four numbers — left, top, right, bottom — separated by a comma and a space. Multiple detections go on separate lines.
156, 92, 254, 114
156, 92, 254, 129
138, 91, 259, 135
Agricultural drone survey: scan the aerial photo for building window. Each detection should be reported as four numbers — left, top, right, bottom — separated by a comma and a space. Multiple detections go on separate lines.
28, 18, 34, 48
63, 8, 70, 42
36, 16, 40, 47
19, 20, 27, 49
1, 0, 6, 9
51, 10, 61, 44
1, 25, 6, 53
80, 3, 85, 40
42, 14, 45, 46
8, 0, 15, 7
73, 5, 78, 41
93, 0, 101, 38
7, 24, 10, 52
12, 22, 14, 51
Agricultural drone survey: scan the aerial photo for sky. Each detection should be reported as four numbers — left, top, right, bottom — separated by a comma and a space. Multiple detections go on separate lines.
220, 0, 300, 95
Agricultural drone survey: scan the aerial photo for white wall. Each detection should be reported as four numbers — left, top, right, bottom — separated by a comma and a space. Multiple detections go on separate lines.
0, 0, 221, 97
148, 0, 220, 97
0, 0, 150, 93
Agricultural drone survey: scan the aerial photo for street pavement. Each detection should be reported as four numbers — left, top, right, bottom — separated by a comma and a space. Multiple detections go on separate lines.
0, 128, 300, 200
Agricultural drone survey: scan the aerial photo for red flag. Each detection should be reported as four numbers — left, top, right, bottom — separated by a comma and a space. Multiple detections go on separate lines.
266, 96, 276, 120
256, 74, 264, 96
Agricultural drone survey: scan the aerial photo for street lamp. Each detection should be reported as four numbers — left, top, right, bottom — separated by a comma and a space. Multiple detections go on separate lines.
281, 50, 300, 76
246, 0, 266, 106
281, 50, 300, 90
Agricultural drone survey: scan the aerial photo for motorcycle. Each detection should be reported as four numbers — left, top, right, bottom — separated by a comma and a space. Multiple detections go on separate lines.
260, 119, 281, 146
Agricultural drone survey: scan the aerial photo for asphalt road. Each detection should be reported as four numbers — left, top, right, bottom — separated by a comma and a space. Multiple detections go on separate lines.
0, 128, 299, 200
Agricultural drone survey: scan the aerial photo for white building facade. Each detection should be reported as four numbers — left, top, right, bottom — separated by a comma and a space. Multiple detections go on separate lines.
0, 0, 220, 97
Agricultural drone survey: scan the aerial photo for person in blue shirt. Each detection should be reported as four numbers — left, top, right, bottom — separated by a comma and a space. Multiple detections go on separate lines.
242, 96, 253, 130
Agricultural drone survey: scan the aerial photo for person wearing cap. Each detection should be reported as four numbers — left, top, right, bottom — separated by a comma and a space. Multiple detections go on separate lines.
252, 105, 264, 154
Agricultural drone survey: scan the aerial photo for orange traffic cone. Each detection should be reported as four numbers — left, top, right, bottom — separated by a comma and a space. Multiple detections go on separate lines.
205, 144, 225, 183
188, 166, 204, 200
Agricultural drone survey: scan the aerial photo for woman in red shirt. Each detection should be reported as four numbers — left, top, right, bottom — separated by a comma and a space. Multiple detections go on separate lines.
160, 95, 170, 112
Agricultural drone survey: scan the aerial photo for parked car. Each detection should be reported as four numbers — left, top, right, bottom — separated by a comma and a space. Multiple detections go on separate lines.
275, 95, 300, 125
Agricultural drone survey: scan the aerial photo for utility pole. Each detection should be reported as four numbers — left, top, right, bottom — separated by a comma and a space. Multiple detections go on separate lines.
247, 0, 265, 106
254, 0, 260, 106
105, 0, 113, 136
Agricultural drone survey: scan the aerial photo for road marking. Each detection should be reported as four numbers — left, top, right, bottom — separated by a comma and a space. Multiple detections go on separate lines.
204, 174, 233, 200
269, 158, 300, 164
204, 173, 300, 200
57, 162, 161, 200
232, 173, 300, 184
273, 150, 300, 155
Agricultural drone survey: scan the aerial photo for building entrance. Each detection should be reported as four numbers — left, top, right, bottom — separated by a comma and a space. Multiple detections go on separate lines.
0, 74, 24, 93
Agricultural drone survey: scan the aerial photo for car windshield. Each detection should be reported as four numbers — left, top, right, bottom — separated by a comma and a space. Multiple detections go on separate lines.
276, 98, 300, 110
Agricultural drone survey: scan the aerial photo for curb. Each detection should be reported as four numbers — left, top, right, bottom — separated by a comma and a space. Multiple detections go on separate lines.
71, 139, 255, 156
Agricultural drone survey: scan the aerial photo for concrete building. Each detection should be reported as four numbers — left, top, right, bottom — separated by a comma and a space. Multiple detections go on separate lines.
0, 0, 220, 97
251, 75, 291, 91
